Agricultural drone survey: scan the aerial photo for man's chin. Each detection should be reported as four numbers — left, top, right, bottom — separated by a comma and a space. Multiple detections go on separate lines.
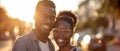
42, 31, 49, 34
41, 29, 51, 33
41, 30, 50, 36
43, 32, 49, 38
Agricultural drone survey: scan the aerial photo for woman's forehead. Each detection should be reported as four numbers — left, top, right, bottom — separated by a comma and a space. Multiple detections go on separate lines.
55, 20, 71, 28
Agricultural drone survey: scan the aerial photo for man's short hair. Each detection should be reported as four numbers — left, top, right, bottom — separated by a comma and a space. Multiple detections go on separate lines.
35, 0, 55, 11
34, 0, 56, 20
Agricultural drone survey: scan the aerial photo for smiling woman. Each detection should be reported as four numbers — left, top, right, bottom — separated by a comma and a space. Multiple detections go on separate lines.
1, 0, 39, 23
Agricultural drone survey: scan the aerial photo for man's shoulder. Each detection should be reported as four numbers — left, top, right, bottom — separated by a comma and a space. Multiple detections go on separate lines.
16, 33, 32, 43
19, 33, 31, 39
13, 32, 34, 51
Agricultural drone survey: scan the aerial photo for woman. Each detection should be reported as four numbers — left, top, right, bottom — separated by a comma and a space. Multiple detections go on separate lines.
52, 11, 82, 51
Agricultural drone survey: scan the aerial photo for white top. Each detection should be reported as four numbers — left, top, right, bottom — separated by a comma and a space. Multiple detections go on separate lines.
39, 41, 50, 51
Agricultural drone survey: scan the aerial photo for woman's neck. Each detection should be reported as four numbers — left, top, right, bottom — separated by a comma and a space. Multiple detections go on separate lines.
59, 44, 72, 51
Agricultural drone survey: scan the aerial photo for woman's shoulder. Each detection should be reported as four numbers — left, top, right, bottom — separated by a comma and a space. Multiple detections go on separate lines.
71, 46, 82, 51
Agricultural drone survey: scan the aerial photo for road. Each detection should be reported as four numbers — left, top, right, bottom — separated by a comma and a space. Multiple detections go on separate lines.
0, 39, 14, 51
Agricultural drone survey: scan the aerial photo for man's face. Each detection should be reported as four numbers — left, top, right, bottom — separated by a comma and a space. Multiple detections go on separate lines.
35, 6, 56, 37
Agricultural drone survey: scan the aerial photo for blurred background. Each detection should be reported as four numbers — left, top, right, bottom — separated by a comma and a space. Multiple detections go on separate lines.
0, 0, 120, 51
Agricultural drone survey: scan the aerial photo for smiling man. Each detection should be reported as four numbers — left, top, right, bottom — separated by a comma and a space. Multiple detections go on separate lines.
12, 0, 56, 51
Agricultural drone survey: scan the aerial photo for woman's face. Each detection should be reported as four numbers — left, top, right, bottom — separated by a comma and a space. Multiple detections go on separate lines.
53, 20, 73, 47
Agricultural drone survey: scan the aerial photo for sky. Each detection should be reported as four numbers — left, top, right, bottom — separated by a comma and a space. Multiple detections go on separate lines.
0, 0, 82, 23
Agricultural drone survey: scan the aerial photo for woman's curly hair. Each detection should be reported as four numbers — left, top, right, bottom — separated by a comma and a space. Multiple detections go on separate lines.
55, 11, 78, 31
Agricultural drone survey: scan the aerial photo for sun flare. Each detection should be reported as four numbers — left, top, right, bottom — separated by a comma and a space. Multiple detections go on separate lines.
1, 0, 80, 23
1, 0, 39, 23
53, 0, 80, 13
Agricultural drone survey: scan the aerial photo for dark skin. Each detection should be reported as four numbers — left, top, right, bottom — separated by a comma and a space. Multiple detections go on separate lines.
34, 6, 55, 43
34, 29, 49, 43
53, 20, 73, 51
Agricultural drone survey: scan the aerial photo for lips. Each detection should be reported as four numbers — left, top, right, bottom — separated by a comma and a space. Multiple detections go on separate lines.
41, 25, 50, 29
57, 38, 65, 46
58, 39, 64, 43
40, 25, 51, 32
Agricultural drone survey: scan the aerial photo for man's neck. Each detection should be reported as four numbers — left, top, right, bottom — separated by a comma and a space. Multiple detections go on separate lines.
34, 29, 48, 43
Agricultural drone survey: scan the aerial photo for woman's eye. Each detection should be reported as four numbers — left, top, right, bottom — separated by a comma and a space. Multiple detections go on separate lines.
63, 30, 69, 34
53, 30, 59, 33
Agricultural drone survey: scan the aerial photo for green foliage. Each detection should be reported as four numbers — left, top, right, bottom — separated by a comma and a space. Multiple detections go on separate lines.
75, 16, 109, 33
98, 0, 120, 18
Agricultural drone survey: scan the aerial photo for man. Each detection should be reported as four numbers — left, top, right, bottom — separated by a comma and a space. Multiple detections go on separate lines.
12, 0, 56, 51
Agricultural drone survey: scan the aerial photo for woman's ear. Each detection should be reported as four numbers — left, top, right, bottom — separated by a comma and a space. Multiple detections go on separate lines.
70, 30, 74, 37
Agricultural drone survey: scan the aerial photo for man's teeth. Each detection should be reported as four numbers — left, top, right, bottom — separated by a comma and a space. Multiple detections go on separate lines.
58, 39, 64, 42
42, 25, 49, 29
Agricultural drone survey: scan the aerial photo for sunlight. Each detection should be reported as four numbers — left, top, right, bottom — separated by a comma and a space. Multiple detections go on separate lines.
1, 0, 81, 22
1, 0, 39, 23
52, 0, 80, 13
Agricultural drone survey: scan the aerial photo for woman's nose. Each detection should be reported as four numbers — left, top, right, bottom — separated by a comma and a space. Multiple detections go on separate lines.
59, 33, 64, 37
58, 31, 65, 37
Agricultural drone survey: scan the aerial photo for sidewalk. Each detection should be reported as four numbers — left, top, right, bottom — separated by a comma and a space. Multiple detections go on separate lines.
0, 39, 14, 51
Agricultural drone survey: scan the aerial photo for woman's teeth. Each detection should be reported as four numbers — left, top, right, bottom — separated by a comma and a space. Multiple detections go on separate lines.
58, 39, 64, 43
